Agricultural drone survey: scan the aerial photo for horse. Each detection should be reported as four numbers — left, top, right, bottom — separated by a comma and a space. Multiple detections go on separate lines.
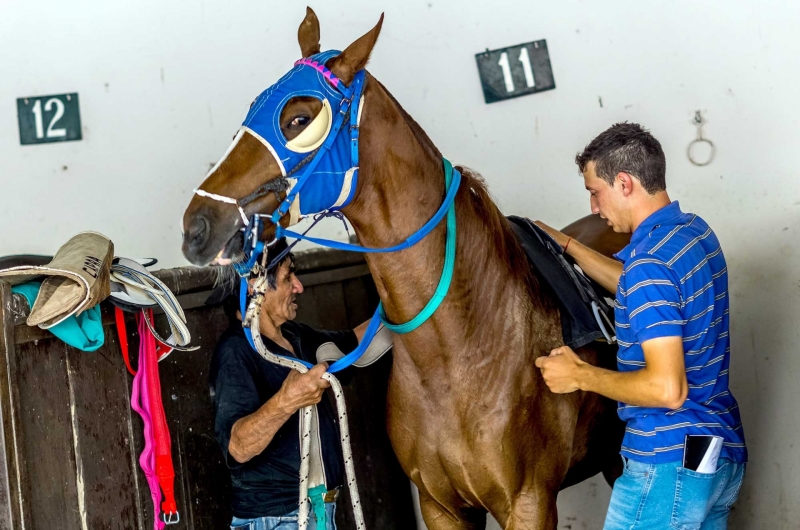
182, 9, 627, 529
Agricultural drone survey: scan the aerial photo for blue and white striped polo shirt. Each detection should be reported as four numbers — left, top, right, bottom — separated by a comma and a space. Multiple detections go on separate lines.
614, 201, 747, 464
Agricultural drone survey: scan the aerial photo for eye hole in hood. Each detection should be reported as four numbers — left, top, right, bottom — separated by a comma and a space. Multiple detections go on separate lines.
285, 98, 332, 153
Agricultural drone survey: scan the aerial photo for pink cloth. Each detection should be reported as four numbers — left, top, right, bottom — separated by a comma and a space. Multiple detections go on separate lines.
131, 314, 166, 530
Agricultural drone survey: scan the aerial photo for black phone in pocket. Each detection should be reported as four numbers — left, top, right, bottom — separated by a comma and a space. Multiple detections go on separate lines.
683, 435, 723, 473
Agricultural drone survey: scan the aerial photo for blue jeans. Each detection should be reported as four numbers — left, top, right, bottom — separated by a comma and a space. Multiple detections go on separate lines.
604, 457, 745, 530
231, 503, 337, 530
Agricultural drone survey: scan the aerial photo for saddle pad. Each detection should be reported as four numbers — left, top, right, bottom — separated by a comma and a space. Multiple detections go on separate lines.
507, 216, 614, 349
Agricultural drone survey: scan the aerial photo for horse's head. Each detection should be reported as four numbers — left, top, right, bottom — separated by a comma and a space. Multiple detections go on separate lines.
182, 7, 383, 265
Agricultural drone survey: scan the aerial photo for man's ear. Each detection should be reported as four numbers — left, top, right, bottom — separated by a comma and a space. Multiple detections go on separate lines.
327, 13, 384, 85
618, 172, 634, 197
298, 7, 321, 58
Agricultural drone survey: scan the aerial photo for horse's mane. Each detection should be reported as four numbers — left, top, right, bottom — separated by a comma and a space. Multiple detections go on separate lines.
454, 166, 544, 295
373, 78, 546, 311
370, 76, 557, 330
373, 78, 442, 162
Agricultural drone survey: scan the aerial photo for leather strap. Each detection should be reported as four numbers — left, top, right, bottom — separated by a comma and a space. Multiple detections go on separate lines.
115, 307, 137, 376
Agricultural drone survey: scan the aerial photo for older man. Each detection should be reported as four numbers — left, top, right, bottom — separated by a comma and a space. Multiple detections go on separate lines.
210, 238, 367, 530
535, 123, 747, 529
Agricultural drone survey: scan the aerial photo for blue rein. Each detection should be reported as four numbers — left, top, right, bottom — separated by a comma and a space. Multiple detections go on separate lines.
236, 53, 460, 373
241, 159, 459, 372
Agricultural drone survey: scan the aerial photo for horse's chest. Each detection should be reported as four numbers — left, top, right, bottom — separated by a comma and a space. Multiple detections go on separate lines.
386, 365, 520, 494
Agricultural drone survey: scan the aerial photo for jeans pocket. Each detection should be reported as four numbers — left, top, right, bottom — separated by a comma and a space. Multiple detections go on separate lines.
724, 462, 746, 509
230, 521, 256, 530
670, 464, 728, 529
622, 456, 651, 478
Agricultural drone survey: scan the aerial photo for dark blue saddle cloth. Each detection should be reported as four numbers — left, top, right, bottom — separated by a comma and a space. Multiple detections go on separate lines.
507, 216, 615, 349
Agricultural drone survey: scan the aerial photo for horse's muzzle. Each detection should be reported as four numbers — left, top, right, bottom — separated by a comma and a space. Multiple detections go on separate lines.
182, 214, 212, 265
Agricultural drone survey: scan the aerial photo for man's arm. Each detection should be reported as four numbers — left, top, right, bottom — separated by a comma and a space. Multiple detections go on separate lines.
535, 336, 689, 409
228, 363, 331, 463
534, 220, 623, 293
353, 319, 370, 343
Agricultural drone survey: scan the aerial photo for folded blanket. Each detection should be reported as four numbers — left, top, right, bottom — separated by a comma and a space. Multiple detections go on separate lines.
11, 281, 104, 351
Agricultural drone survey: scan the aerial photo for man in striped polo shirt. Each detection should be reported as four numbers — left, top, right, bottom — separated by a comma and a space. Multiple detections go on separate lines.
535, 123, 747, 529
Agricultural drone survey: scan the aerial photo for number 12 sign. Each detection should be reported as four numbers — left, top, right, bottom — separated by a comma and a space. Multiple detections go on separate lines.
475, 40, 555, 104
17, 93, 82, 145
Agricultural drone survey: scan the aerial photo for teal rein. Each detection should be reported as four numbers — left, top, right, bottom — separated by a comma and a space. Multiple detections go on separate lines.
377, 158, 457, 334
240, 157, 459, 372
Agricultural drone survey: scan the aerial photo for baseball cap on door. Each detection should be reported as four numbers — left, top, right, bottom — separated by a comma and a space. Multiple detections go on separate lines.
0, 232, 113, 329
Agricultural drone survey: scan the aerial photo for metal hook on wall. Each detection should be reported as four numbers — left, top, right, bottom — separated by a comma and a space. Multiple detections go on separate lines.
687, 110, 716, 167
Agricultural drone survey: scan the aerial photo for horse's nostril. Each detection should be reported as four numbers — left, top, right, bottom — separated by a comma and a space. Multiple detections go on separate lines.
188, 215, 211, 251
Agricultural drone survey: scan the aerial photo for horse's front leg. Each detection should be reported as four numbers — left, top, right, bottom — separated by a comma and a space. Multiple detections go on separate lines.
492, 486, 558, 530
418, 489, 488, 530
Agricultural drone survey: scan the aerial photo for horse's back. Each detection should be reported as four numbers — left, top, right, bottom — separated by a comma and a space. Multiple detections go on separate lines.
562, 214, 630, 259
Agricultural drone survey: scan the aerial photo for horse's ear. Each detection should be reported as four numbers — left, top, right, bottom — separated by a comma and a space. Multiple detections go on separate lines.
298, 7, 321, 58
328, 13, 383, 85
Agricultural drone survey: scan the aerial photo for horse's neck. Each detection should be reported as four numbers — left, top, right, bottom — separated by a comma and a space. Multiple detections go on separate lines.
342, 79, 557, 365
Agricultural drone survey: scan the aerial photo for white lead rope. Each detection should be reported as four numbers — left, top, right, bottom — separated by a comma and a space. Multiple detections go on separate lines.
245, 275, 365, 530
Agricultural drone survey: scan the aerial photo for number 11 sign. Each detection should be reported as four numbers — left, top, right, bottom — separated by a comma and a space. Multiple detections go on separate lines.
17, 93, 82, 145
475, 40, 555, 104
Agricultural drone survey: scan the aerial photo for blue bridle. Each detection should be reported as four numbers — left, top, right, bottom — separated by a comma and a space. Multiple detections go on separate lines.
199, 51, 461, 372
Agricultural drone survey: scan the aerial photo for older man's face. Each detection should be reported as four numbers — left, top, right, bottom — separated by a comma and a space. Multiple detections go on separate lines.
261, 261, 304, 325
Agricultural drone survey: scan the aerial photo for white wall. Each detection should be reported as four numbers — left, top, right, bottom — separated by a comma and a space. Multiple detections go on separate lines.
2, 0, 799, 527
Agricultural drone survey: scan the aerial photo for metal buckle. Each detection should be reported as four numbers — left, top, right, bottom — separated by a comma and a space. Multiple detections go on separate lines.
161, 511, 180, 525
323, 489, 339, 503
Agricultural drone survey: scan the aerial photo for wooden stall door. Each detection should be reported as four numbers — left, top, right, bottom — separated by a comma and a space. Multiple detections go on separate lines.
0, 257, 415, 530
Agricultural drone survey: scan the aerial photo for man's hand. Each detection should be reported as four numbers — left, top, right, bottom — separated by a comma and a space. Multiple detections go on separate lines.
534, 346, 587, 394
534, 220, 571, 249
275, 363, 331, 414
532, 219, 623, 293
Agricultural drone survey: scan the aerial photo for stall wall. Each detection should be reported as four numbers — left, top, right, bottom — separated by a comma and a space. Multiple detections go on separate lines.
2, 1, 799, 528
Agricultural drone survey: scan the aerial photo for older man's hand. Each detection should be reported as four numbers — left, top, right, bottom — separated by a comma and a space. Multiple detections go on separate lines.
534, 346, 587, 394
275, 363, 331, 414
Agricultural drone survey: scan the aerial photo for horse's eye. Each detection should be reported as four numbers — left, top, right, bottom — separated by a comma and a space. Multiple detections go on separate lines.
290, 116, 311, 128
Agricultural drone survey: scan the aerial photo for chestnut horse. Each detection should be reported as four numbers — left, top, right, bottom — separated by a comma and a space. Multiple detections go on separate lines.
182, 9, 627, 529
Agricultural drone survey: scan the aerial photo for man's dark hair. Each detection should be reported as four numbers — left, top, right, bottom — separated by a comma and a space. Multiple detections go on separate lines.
214, 238, 296, 322
575, 122, 666, 194
257, 237, 296, 290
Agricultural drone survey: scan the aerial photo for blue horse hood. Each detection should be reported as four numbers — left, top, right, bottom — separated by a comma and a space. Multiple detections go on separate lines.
239, 50, 364, 219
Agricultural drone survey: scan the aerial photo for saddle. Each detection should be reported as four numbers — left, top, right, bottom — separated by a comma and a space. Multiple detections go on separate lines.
507, 216, 616, 349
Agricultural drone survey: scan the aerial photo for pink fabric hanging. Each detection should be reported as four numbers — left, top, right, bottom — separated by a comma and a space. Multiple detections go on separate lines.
131, 313, 166, 530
